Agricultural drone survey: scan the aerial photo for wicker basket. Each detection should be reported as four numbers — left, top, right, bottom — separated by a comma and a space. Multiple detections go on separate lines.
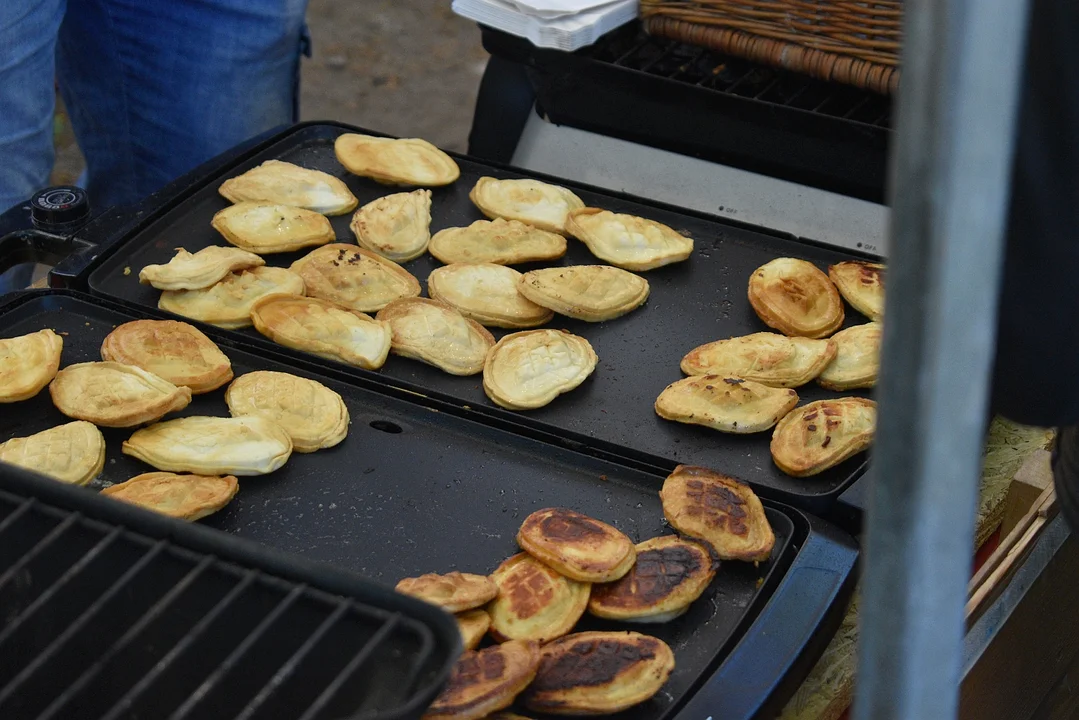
640, 1, 902, 95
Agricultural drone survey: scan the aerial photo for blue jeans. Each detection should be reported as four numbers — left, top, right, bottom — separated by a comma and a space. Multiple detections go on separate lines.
0, 0, 310, 214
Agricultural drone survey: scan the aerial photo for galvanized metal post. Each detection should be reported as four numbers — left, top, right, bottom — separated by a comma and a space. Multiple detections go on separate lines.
854, 1, 1030, 719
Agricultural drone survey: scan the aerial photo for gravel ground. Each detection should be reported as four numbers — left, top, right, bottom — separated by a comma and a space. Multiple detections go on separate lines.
51, 1, 486, 184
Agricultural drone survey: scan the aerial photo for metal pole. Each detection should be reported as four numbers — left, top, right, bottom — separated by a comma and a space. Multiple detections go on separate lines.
854, 1, 1030, 718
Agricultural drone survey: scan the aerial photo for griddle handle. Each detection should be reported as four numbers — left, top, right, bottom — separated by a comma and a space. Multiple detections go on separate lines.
675, 513, 858, 720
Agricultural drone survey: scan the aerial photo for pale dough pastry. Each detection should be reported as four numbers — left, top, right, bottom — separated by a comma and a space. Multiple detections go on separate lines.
211, 202, 335, 254
655, 375, 800, 434
483, 329, 597, 410
219, 160, 358, 215
101, 472, 239, 521
225, 370, 349, 452
469, 176, 585, 235
290, 244, 421, 313
139, 246, 264, 291
680, 332, 836, 388
428, 263, 553, 329
158, 267, 305, 330
565, 208, 693, 271
49, 361, 192, 428
123, 415, 293, 476
375, 298, 495, 376
250, 294, 392, 370
101, 320, 233, 394
0, 329, 63, 403
0, 421, 105, 485
349, 189, 432, 262
817, 322, 882, 391
334, 133, 459, 186
429, 218, 566, 266
517, 265, 649, 322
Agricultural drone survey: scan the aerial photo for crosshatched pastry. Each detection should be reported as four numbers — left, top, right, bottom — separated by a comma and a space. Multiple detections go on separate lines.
250, 294, 392, 370
376, 298, 494, 376
565, 208, 694, 271
771, 397, 877, 477
469, 176, 585, 235
830, 260, 885, 321
335, 133, 460, 186
225, 370, 349, 453
517, 265, 649, 322
659, 464, 775, 562
748, 258, 844, 338
101, 320, 233, 394
290, 244, 421, 313
429, 218, 567, 266
0, 421, 104, 485
456, 609, 491, 652
655, 375, 800, 434
428, 263, 553, 329
588, 535, 716, 623
517, 508, 636, 583
395, 571, 498, 613
219, 159, 358, 215
0, 328, 63, 403
680, 332, 836, 388
211, 203, 335, 254
523, 631, 675, 715
488, 553, 590, 644
422, 640, 540, 720
139, 246, 264, 291
350, 189, 433, 262
49, 361, 192, 428
483, 329, 597, 410
817, 322, 882, 391
100, 472, 239, 521
158, 266, 305, 330
123, 415, 293, 476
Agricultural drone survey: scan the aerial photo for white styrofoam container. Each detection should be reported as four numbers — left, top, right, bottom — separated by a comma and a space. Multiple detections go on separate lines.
451, 0, 638, 52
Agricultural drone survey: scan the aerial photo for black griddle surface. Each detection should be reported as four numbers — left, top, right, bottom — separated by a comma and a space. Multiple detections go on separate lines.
84, 123, 872, 511
0, 292, 798, 720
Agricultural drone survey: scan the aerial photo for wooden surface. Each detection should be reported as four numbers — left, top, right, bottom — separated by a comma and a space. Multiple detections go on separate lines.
779, 417, 1056, 720
1001, 450, 1053, 538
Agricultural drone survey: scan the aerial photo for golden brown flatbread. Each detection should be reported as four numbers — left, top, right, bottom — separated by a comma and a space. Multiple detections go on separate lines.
225, 370, 349, 453
139, 247, 264, 291
488, 553, 590, 644
566, 208, 693, 271
659, 465, 775, 562
829, 260, 885, 321
376, 298, 495, 376
748, 258, 843, 338
517, 265, 649, 322
100, 320, 232, 394
517, 508, 635, 583
456, 609, 491, 652
680, 332, 836, 388
655, 375, 800, 434
158, 266, 305, 330
422, 641, 540, 720
100, 472, 238, 521
211, 202, 335, 254
335, 133, 460, 186
469, 176, 584, 235
49, 361, 192, 428
0, 421, 104, 485
219, 159, 358, 215
428, 263, 553, 329
0, 329, 63, 403
396, 571, 498, 613
290, 244, 421, 313
770, 398, 876, 477
349, 189, 433, 262
483, 330, 597, 410
429, 218, 567, 266
817, 322, 882, 391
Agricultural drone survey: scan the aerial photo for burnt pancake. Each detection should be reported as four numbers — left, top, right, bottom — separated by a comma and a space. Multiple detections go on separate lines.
654, 375, 800, 434
829, 260, 885, 321
659, 465, 775, 562
816, 321, 882, 391
517, 508, 635, 583
680, 332, 836, 388
488, 553, 590, 644
588, 536, 716, 622
523, 631, 675, 715
423, 641, 540, 720
770, 397, 877, 477
457, 609, 491, 651
748, 258, 843, 338
396, 571, 498, 613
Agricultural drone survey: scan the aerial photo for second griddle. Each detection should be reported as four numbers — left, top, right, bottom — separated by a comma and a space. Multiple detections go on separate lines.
82, 122, 874, 510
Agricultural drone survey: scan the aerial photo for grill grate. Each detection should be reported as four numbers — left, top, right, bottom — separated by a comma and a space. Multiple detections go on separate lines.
586, 29, 893, 129
0, 485, 445, 720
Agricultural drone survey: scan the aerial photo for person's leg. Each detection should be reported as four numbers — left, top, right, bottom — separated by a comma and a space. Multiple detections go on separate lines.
57, 0, 309, 211
0, 0, 67, 213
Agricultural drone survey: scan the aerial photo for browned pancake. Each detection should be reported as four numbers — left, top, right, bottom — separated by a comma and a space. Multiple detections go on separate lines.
523, 631, 675, 715
588, 536, 716, 622
423, 640, 540, 720
396, 571, 498, 613
456, 609, 491, 651
487, 553, 590, 644
517, 508, 635, 583
659, 465, 775, 562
